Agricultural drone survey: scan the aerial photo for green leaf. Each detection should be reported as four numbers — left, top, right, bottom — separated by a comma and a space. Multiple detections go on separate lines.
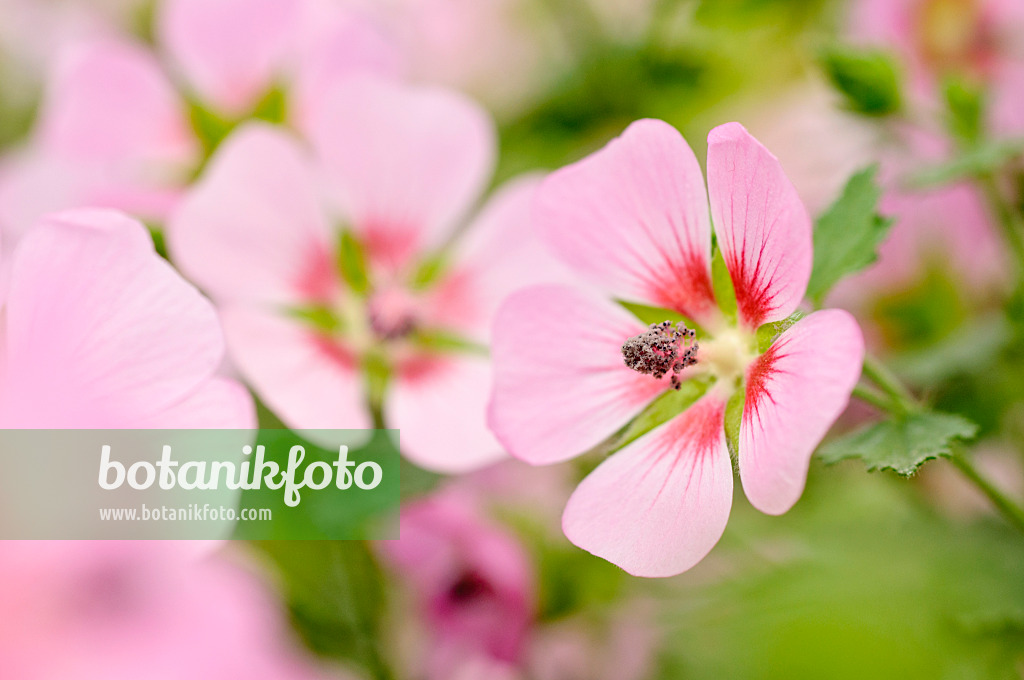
711, 240, 738, 322
755, 311, 803, 353
409, 253, 449, 290
819, 411, 978, 476
806, 166, 894, 305
820, 46, 902, 117
337, 229, 370, 294
723, 387, 745, 458
943, 76, 986, 146
253, 541, 394, 678
596, 376, 714, 456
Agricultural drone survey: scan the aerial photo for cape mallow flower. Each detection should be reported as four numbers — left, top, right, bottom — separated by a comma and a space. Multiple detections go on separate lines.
169, 77, 567, 472
489, 120, 865, 577
0, 0, 397, 242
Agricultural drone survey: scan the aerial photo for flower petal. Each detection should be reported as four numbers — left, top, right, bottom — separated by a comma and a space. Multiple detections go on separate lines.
220, 307, 371, 431
157, 0, 299, 116
488, 285, 669, 466
534, 119, 716, 323
562, 393, 732, 578
707, 122, 812, 329
168, 123, 336, 307
1, 209, 226, 428
739, 309, 864, 515
427, 175, 575, 342
37, 38, 196, 169
307, 76, 496, 270
388, 355, 504, 473
134, 377, 256, 430
289, 0, 403, 134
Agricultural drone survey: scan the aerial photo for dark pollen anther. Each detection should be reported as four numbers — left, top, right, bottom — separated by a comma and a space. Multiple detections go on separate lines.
621, 321, 698, 390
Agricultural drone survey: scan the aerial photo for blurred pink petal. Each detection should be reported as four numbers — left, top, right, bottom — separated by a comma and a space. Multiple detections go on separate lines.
534, 119, 716, 324
290, 0, 404, 133
38, 38, 195, 168
158, 0, 301, 116
168, 123, 337, 307
0, 542, 329, 680
707, 122, 812, 329
0, 209, 248, 429
307, 76, 495, 271
428, 175, 575, 342
489, 285, 670, 466
739, 310, 864, 515
562, 393, 733, 578
221, 306, 370, 431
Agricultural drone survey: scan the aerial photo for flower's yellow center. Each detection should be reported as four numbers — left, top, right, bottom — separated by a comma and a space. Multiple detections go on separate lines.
697, 326, 758, 387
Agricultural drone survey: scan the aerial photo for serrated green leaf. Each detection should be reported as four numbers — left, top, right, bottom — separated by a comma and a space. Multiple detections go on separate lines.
819, 411, 978, 476
806, 166, 894, 305
820, 46, 902, 117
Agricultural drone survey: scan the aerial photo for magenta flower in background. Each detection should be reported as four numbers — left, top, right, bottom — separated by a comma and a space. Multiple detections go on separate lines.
850, 0, 1024, 134
378, 490, 535, 680
0, 542, 335, 680
489, 120, 865, 577
0, 208, 253, 429
0, 0, 397, 242
168, 76, 568, 472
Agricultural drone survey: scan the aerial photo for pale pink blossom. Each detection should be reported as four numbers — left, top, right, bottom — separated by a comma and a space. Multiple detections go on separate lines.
169, 77, 569, 472
489, 120, 864, 577
850, 0, 1024, 134
0, 0, 397, 241
377, 489, 535, 680
0, 208, 253, 429
0, 542, 334, 680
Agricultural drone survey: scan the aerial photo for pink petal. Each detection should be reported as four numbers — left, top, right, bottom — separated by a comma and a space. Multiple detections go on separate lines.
739, 309, 864, 515
306, 76, 495, 271
388, 355, 504, 473
533, 119, 716, 324
426, 175, 575, 342
706, 122, 812, 329
134, 377, 256, 429
562, 392, 733, 578
158, 0, 300, 116
37, 38, 196, 169
488, 285, 670, 466
220, 307, 371, 431
289, 0, 403, 134
167, 123, 337, 307
1, 209, 227, 428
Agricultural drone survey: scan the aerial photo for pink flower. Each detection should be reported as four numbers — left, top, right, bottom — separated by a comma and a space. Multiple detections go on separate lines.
0, 208, 253, 429
850, 0, 1024, 134
377, 490, 535, 680
168, 77, 568, 472
489, 120, 865, 577
0, 0, 397, 240
0, 542, 333, 680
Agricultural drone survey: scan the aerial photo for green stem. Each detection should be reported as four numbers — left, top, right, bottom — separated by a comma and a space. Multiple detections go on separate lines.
950, 449, 1024, 534
851, 383, 895, 412
977, 173, 1024, 283
861, 354, 918, 414
330, 543, 395, 680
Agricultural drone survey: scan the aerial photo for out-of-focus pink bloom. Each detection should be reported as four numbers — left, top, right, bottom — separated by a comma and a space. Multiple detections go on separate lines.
850, 0, 1024, 133
490, 120, 864, 577
0, 208, 253, 429
345, 0, 551, 115
169, 77, 569, 472
378, 490, 535, 680
0, 1, 398, 241
0, 542, 334, 680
